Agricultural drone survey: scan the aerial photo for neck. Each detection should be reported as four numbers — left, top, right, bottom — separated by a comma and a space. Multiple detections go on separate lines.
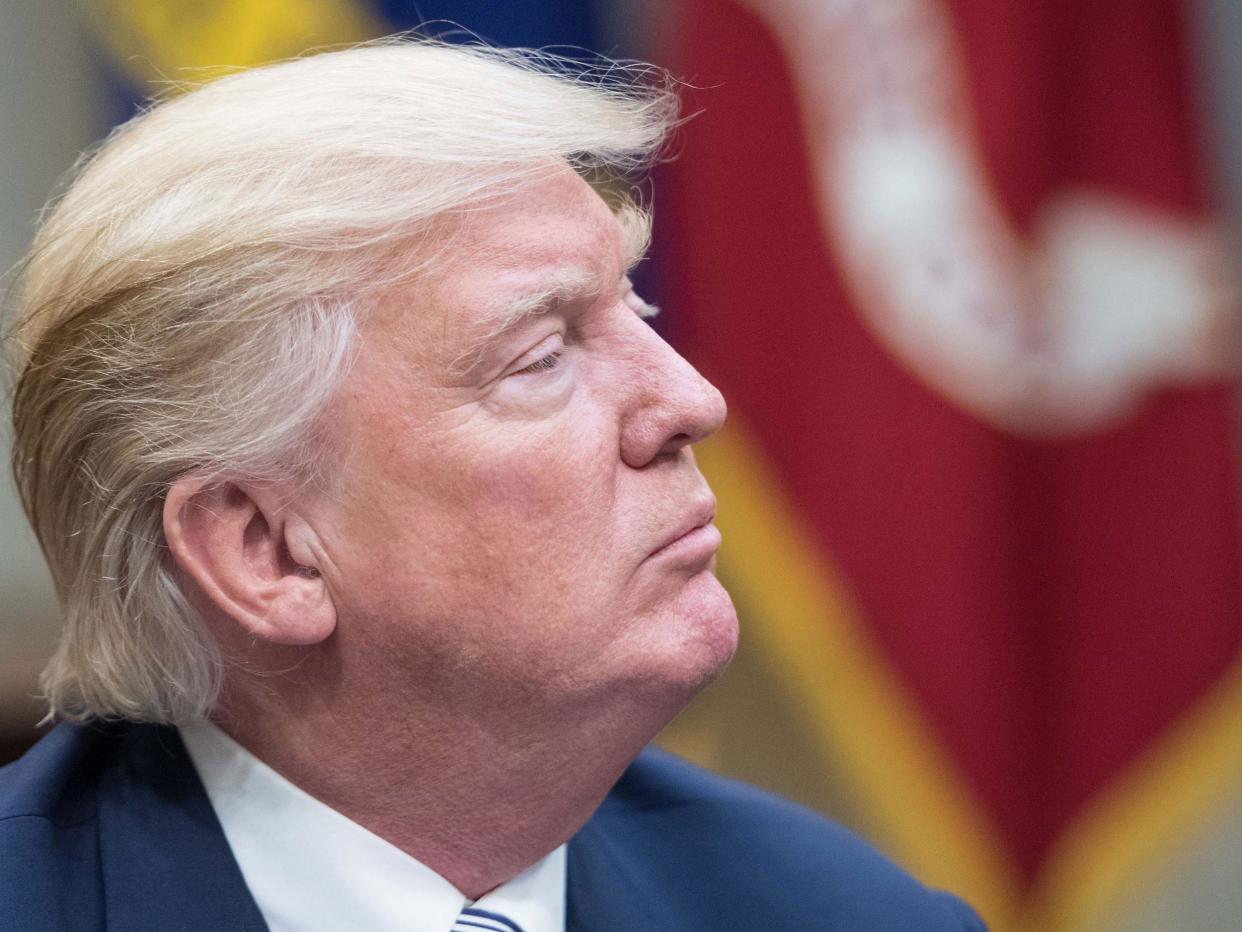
214, 673, 682, 899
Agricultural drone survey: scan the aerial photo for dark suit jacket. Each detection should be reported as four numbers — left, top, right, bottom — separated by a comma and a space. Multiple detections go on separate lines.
0, 722, 985, 930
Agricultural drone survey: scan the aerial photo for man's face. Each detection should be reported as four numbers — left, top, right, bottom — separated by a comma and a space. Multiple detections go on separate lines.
310, 168, 736, 725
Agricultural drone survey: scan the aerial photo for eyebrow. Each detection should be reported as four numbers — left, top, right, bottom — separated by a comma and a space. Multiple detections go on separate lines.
450, 207, 654, 375
446, 266, 593, 376
483, 266, 598, 342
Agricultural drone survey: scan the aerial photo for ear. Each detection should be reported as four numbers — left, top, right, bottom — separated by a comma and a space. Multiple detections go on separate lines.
163, 475, 336, 646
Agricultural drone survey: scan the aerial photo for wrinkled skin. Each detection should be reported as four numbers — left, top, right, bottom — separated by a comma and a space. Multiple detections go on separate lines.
310, 166, 737, 725
187, 166, 738, 897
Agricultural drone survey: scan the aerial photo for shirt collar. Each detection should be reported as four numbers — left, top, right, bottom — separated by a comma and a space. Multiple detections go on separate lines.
180, 721, 566, 932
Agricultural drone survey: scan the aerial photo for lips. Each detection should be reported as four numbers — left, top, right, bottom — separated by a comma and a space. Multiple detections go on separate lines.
649, 496, 718, 559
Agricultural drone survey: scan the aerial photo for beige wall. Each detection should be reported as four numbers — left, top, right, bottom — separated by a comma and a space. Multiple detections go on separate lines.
0, 0, 108, 731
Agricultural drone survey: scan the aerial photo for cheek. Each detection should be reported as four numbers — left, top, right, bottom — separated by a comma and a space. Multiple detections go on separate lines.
464, 421, 616, 557
399, 423, 621, 663
328, 400, 624, 639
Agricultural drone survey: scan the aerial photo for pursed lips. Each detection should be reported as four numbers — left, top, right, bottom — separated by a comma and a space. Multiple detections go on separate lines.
648, 495, 718, 560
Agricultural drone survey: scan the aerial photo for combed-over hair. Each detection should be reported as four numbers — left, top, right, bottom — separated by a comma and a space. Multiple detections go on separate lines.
7, 38, 677, 724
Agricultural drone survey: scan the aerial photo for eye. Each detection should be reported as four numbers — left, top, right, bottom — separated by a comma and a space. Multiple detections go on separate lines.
514, 351, 562, 375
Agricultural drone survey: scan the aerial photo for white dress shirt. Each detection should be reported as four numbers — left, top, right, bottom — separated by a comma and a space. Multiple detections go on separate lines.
179, 721, 566, 932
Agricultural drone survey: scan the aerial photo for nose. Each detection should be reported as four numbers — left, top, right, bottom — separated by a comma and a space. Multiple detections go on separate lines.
618, 320, 727, 469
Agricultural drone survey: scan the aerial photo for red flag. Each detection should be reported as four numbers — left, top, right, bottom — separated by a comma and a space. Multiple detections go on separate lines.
656, 0, 1242, 927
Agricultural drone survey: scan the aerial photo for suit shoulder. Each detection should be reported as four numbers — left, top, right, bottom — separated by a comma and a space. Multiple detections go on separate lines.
594, 747, 986, 930
0, 723, 123, 928
0, 720, 154, 826
0, 722, 100, 825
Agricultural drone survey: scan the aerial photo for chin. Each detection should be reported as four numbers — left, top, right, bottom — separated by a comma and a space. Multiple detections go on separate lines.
638, 571, 740, 698
561, 572, 738, 727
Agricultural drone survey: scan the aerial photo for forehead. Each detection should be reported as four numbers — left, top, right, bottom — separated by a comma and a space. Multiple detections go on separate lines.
457, 169, 620, 267
369, 169, 625, 359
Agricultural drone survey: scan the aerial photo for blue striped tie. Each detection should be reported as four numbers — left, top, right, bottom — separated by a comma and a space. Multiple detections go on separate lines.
451, 906, 526, 932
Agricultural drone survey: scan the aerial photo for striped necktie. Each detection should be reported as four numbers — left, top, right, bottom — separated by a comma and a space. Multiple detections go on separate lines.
451, 906, 526, 932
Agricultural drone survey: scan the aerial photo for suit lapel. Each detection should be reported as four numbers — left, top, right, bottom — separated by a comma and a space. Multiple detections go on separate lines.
95, 725, 268, 931
565, 812, 664, 932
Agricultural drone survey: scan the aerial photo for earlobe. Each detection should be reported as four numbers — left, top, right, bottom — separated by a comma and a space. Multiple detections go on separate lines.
163, 475, 337, 647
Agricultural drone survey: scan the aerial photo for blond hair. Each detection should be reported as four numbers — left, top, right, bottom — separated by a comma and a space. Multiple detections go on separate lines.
8, 39, 676, 723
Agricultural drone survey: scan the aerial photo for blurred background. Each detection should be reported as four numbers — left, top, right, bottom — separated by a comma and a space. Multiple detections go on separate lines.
2, 1, 1241, 929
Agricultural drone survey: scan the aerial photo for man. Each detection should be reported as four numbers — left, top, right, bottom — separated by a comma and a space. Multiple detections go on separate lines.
1, 40, 984, 930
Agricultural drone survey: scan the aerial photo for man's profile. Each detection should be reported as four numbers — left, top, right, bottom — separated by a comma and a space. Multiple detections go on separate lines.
1, 39, 984, 930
